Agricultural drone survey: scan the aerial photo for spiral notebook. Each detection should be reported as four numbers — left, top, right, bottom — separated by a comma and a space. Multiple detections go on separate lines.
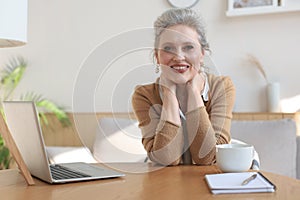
205, 172, 276, 194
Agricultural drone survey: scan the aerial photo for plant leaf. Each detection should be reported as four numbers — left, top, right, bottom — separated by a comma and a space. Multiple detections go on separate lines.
247, 54, 268, 83
0, 56, 72, 170
0, 57, 27, 94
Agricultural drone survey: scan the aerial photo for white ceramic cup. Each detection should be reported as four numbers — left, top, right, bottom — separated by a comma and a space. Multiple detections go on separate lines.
216, 143, 254, 173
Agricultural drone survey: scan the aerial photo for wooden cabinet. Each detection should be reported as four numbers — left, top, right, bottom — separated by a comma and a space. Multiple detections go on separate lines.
42, 112, 300, 147
233, 112, 299, 120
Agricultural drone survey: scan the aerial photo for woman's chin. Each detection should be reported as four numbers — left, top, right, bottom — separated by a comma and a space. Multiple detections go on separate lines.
172, 79, 189, 85
164, 73, 193, 85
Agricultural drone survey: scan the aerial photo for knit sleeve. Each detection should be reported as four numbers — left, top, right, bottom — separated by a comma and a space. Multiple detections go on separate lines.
185, 76, 235, 165
142, 120, 183, 165
132, 85, 183, 165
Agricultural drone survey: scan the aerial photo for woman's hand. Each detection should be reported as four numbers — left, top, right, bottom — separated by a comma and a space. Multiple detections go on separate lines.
159, 69, 181, 125
185, 66, 205, 112
159, 71, 177, 96
186, 66, 205, 95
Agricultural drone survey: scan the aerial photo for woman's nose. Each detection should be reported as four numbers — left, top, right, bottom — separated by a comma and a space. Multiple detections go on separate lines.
172, 50, 185, 61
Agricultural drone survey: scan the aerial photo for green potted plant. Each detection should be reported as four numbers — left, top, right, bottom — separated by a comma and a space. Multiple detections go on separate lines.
0, 57, 70, 169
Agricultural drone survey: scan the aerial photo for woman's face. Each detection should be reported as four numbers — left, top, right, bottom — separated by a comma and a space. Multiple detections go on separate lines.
156, 24, 204, 84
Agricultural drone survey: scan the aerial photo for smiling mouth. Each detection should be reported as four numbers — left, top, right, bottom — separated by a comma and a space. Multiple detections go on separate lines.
171, 65, 190, 73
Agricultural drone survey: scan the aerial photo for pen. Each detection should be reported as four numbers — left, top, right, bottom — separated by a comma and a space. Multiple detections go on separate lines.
241, 173, 257, 185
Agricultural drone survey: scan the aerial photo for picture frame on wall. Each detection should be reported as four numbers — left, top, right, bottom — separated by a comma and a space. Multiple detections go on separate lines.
228, 0, 279, 11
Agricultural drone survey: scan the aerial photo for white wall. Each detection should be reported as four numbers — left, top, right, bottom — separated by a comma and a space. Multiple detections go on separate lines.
0, 0, 299, 113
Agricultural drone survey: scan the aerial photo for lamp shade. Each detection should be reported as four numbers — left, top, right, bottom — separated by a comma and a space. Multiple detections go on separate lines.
0, 0, 28, 47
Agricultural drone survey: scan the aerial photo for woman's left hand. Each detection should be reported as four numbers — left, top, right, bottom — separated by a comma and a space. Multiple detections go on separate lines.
186, 66, 205, 94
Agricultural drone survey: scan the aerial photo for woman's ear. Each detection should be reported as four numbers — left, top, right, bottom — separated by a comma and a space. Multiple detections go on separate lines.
199, 48, 205, 64
154, 50, 160, 64
201, 48, 205, 56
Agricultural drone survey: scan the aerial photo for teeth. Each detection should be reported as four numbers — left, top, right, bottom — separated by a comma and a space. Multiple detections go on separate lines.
172, 66, 188, 70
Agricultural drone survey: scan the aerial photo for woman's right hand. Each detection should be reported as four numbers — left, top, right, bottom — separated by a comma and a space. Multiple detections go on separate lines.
159, 72, 181, 125
159, 73, 177, 96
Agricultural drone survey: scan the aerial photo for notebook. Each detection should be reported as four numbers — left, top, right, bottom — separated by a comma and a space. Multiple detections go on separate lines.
2, 101, 125, 184
205, 172, 276, 194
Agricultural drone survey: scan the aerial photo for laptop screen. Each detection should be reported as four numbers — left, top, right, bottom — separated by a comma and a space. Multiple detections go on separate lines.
3, 101, 53, 182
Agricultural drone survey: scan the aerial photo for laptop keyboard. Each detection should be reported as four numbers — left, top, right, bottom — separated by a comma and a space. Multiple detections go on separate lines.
50, 164, 91, 180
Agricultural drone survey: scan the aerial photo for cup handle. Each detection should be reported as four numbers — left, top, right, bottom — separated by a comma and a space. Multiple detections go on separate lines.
251, 146, 260, 170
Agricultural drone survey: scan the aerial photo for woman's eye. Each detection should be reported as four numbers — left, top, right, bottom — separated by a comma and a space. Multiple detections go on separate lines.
163, 46, 175, 52
183, 45, 194, 51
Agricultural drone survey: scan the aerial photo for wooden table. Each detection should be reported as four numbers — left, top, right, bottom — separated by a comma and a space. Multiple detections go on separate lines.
1, 163, 300, 200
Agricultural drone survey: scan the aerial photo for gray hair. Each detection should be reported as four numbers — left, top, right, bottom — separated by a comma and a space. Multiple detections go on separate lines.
154, 8, 210, 52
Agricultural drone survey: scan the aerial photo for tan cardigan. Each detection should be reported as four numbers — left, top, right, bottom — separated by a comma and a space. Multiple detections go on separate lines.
131, 74, 236, 166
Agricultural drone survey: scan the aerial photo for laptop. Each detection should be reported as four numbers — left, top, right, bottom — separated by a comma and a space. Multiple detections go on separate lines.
2, 101, 125, 184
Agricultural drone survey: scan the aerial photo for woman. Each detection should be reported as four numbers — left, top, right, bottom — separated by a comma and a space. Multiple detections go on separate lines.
132, 8, 235, 166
